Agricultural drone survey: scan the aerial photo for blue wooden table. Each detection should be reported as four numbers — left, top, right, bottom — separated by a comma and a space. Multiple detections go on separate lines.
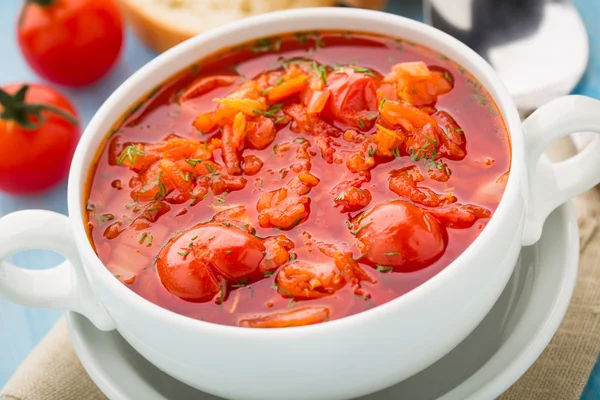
0, 0, 599, 398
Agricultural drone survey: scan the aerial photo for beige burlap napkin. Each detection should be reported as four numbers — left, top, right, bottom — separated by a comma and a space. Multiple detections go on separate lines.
2, 142, 600, 400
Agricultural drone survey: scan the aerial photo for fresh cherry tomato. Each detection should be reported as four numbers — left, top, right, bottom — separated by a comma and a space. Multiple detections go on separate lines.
0, 83, 80, 194
17, 0, 124, 86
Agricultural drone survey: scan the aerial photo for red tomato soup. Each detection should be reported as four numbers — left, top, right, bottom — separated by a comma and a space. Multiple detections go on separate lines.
85, 32, 510, 328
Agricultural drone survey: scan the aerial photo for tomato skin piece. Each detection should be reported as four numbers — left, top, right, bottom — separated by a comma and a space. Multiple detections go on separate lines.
353, 201, 447, 271
17, 0, 123, 86
0, 83, 79, 194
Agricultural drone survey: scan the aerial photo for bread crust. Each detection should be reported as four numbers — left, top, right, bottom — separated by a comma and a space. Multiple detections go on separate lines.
118, 0, 389, 53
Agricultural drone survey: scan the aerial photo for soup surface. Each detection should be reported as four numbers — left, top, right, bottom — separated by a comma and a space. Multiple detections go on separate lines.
86, 31, 510, 328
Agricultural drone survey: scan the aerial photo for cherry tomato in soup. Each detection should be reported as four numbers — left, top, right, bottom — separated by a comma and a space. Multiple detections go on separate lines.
17, 0, 123, 86
157, 223, 265, 301
353, 201, 447, 272
0, 84, 79, 194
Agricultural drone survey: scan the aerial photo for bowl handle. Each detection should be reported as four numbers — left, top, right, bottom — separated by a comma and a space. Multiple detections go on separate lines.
0, 209, 115, 331
522, 95, 600, 246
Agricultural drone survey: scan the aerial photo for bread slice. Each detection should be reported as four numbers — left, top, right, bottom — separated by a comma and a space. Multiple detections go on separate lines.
119, 0, 389, 53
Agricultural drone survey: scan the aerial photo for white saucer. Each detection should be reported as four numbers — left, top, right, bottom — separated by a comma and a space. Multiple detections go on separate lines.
67, 202, 579, 400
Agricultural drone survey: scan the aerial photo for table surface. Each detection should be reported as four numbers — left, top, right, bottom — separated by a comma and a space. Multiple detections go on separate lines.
1, 0, 599, 398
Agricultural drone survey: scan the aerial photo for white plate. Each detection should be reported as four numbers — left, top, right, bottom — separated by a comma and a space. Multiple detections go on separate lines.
67, 202, 579, 400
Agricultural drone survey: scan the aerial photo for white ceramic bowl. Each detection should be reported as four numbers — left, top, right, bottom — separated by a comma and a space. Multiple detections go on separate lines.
1, 8, 600, 400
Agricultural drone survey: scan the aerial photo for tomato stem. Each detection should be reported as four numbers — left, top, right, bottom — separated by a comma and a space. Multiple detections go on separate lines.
0, 85, 78, 130
26, 0, 57, 7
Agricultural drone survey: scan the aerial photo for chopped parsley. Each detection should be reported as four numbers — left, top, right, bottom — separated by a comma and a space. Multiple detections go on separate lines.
293, 31, 324, 48
379, 97, 388, 109
213, 191, 228, 204
94, 214, 114, 227
376, 265, 394, 273
138, 232, 147, 244
356, 212, 365, 224
253, 103, 284, 118
232, 278, 250, 288
184, 158, 203, 167
350, 222, 372, 236
250, 37, 281, 54
138, 232, 153, 247
179, 170, 191, 182
368, 145, 378, 157
117, 145, 145, 165
354, 253, 367, 262
350, 66, 376, 78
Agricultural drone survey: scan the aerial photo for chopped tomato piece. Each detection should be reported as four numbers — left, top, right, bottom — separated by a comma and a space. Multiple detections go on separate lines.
427, 203, 491, 228
334, 186, 372, 212
260, 235, 295, 272
297, 171, 320, 187
276, 261, 344, 299
257, 196, 310, 230
346, 151, 375, 173
314, 136, 339, 164
435, 111, 467, 160
115, 143, 157, 171
130, 201, 171, 230
388, 166, 455, 207
322, 67, 380, 129
159, 159, 193, 193
256, 188, 310, 230
333, 253, 376, 289
246, 115, 275, 150
211, 205, 247, 222
130, 162, 172, 202
242, 154, 263, 175
284, 103, 343, 139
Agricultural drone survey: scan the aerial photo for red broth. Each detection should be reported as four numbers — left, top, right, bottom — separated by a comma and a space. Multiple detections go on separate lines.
85, 32, 510, 328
